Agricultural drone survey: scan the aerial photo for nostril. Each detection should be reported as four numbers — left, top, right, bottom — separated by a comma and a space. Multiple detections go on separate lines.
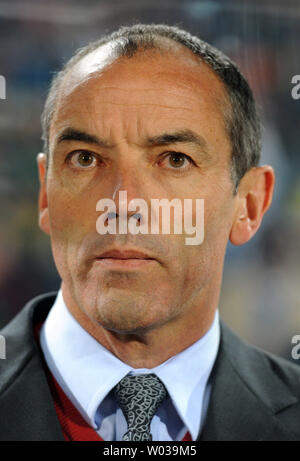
104, 211, 117, 226
104, 211, 142, 226
107, 212, 118, 220
132, 213, 142, 224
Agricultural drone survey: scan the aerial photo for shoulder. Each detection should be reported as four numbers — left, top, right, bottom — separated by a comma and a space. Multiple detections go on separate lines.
0, 292, 64, 440
203, 320, 300, 440
0, 292, 57, 395
220, 320, 300, 398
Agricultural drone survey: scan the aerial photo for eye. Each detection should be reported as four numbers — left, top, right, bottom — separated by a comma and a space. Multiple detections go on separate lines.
66, 150, 99, 169
160, 152, 194, 170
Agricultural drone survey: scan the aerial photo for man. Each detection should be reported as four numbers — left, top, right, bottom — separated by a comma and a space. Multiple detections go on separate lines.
0, 24, 299, 442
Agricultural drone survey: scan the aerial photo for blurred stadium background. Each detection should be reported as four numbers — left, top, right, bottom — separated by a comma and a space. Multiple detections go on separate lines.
0, 0, 299, 361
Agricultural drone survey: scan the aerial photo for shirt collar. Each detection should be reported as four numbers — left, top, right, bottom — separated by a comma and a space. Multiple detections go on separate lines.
40, 289, 220, 440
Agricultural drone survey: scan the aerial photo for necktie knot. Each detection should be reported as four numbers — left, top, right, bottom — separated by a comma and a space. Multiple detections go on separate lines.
113, 373, 168, 441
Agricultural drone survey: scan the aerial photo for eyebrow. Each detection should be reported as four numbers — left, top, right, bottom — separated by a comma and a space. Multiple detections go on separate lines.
146, 129, 209, 154
54, 127, 209, 155
55, 127, 113, 149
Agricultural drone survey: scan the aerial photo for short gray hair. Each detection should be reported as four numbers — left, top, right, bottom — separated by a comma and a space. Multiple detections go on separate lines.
41, 23, 261, 190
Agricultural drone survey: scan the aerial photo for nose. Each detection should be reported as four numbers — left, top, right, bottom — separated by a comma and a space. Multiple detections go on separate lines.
111, 163, 149, 225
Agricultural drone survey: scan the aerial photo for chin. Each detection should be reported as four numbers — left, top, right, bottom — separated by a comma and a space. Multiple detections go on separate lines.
73, 281, 177, 336
89, 299, 169, 336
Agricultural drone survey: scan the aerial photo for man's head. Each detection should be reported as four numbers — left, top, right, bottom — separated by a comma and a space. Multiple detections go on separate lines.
37, 24, 274, 341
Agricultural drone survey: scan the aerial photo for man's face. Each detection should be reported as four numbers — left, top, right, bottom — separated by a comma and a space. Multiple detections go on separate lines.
40, 45, 237, 335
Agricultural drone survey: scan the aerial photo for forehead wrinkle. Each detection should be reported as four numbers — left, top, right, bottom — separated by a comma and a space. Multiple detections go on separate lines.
88, 101, 193, 111
104, 89, 199, 109
61, 81, 202, 109
53, 83, 196, 134
80, 83, 203, 101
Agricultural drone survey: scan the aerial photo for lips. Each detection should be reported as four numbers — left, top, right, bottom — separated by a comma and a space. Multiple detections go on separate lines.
94, 248, 156, 270
96, 249, 155, 260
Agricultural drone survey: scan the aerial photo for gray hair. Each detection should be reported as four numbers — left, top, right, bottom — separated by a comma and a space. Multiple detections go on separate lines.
41, 23, 261, 190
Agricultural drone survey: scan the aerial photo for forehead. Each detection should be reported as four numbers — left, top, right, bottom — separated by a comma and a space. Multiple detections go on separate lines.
50, 45, 229, 146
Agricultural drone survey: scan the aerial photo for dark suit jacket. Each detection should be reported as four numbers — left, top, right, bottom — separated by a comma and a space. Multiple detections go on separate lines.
0, 292, 300, 441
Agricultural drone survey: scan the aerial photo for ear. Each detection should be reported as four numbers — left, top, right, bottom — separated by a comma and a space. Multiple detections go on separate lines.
37, 153, 50, 235
229, 165, 275, 246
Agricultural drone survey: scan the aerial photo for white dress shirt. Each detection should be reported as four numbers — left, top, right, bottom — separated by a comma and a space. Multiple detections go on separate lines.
40, 289, 220, 441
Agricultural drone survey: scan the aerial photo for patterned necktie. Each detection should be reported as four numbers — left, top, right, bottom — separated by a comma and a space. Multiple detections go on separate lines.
113, 373, 168, 441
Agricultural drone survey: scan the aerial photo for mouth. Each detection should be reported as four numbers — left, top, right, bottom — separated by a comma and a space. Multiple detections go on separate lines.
95, 248, 157, 269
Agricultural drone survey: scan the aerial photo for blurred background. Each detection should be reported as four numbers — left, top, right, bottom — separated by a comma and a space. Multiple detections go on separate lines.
0, 0, 299, 362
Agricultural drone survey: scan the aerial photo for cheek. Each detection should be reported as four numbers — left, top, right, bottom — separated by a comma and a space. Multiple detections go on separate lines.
203, 176, 235, 240
47, 179, 98, 238
46, 181, 100, 277
184, 187, 234, 283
